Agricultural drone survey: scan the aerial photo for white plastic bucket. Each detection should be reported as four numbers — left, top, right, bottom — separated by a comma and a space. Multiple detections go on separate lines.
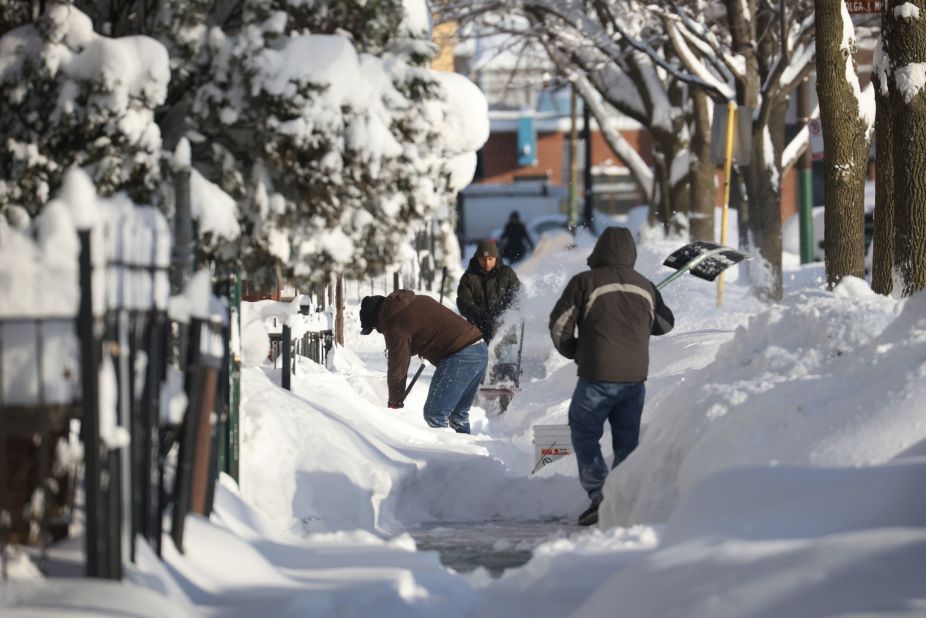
531, 424, 572, 473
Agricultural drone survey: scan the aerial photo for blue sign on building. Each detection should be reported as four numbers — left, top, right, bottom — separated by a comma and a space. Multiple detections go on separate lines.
517, 115, 537, 166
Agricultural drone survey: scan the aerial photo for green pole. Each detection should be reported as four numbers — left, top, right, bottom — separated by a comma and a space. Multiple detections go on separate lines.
799, 167, 815, 263
798, 78, 815, 264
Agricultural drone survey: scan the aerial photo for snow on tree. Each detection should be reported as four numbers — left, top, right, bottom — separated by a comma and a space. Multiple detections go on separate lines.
0, 4, 169, 213
442, 0, 818, 300
3, 1, 488, 289
625, 0, 818, 300
133, 0, 485, 286
444, 8, 692, 234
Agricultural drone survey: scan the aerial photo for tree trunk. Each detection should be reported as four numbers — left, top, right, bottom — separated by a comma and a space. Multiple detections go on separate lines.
741, 96, 787, 301
689, 90, 716, 241
727, 0, 783, 299
815, 0, 868, 288
649, 150, 672, 231
649, 128, 690, 234
872, 32, 895, 295
889, 3, 926, 296
666, 80, 690, 236
669, 162, 690, 236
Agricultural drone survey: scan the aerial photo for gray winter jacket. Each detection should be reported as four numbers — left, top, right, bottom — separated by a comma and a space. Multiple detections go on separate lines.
548, 227, 674, 383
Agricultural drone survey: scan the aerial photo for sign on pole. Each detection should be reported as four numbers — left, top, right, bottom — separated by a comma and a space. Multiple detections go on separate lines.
710, 103, 752, 166
808, 118, 824, 162
845, 0, 881, 14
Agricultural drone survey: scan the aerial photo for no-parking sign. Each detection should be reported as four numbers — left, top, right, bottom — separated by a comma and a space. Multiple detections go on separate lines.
808, 118, 824, 161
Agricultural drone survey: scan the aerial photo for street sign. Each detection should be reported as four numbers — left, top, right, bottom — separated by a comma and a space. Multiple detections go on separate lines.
808, 118, 824, 162
846, 0, 881, 14
710, 104, 752, 166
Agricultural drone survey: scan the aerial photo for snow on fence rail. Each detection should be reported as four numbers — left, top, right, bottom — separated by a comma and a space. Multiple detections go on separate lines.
0, 171, 238, 583
0, 206, 83, 569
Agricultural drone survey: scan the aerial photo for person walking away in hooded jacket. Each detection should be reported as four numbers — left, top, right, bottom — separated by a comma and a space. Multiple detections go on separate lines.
500, 211, 534, 264
457, 240, 521, 343
359, 291, 487, 433
548, 227, 674, 526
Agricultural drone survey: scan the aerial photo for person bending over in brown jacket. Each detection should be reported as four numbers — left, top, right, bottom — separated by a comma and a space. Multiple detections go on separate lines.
359, 290, 487, 434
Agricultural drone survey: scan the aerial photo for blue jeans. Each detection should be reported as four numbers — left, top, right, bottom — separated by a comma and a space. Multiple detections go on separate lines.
423, 341, 488, 434
568, 378, 645, 499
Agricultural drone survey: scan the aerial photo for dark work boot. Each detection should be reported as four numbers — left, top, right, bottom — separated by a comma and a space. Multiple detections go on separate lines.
578, 495, 603, 526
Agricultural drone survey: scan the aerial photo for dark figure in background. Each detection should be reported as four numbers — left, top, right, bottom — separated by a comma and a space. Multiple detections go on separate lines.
457, 240, 521, 343
500, 211, 534, 264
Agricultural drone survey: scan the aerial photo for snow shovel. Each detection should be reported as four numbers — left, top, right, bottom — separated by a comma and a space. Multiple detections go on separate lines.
400, 265, 448, 403
657, 240, 751, 290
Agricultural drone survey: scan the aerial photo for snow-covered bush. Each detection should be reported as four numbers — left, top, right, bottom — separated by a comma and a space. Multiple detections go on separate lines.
0, 4, 169, 213
155, 0, 487, 286
2, 1, 487, 288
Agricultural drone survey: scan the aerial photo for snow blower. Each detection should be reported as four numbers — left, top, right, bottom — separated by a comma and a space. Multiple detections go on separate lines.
478, 319, 526, 414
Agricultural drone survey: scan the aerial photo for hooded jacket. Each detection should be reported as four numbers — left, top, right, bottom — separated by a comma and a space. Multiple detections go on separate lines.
456, 257, 521, 341
377, 290, 483, 403
548, 227, 674, 383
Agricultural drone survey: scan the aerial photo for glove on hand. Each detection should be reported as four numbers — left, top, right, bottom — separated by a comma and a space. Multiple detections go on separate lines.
387, 401, 404, 409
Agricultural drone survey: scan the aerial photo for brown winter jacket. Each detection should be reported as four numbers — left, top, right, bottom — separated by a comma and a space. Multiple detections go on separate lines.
378, 290, 483, 403
548, 227, 674, 383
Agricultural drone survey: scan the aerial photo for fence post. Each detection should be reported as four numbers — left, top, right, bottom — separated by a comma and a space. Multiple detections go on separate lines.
190, 324, 221, 516
78, 231, 108, 578
170, 146, 194, 295
129, 316, 142, 563
0, 328, 7, 580
170, 319, 202, 553
226, 274, 241, 482
281, 324, 291, 391
139, 312, 166, 554
335, 275, 344, 346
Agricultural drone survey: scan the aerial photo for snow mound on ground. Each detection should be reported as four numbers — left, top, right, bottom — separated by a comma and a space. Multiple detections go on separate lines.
575, 459, 926, 618
599, 287, 923, 528
241, 364, 585, 535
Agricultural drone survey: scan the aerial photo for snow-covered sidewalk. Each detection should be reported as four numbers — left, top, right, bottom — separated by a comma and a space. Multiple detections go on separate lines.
4, 228, 926, 617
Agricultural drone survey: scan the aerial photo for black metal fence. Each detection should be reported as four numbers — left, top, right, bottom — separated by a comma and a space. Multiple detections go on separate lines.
0, 206, 241, 581
0, 316, 80, 576
270, 325, 333, 392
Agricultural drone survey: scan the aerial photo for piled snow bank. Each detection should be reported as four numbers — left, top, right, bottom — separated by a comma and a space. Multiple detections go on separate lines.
163, 475, 476, 618
239, 360, 584, 535
570, 458, 926, 618
599, 279, 926, 528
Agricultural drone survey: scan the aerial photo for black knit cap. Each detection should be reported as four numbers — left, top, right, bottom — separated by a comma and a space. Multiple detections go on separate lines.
475, 239, 498, 258
359, 295, 386, 335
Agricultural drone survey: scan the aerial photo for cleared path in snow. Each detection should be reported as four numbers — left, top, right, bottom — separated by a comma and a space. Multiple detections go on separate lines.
238, 230, 761, 576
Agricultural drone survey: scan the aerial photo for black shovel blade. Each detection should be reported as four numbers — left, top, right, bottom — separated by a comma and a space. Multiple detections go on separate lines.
662, 241, 751, 282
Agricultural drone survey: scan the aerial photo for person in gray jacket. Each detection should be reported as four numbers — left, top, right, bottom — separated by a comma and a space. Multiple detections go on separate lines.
549, 227, 674, 526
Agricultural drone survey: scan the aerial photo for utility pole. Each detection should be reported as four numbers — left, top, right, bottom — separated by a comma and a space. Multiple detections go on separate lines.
581, 98, 594, 233
567, 86, 579, 233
